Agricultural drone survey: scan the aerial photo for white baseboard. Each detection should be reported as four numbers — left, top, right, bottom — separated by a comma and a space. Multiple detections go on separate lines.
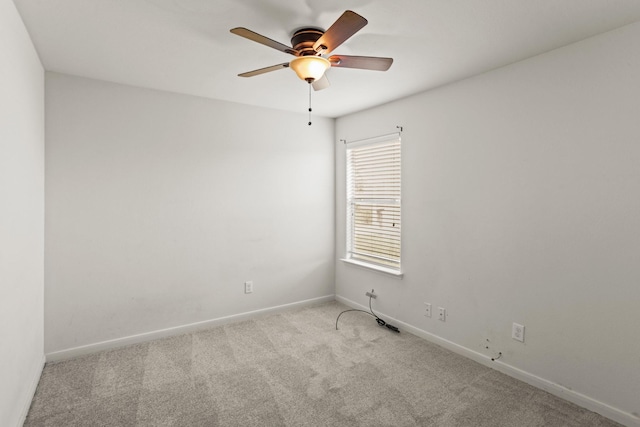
46, 294, 335, 363
17, 354, 45, 427
335, 295, 640, 427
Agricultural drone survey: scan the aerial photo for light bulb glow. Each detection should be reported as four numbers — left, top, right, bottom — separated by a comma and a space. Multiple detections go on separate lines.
289, 56, 330, 82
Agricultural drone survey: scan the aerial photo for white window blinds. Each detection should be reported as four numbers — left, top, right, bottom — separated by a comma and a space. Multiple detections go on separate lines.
346, 134, 401, 271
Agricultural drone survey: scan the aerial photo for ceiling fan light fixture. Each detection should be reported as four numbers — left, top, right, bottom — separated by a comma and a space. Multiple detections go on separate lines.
290, 56, 330, 83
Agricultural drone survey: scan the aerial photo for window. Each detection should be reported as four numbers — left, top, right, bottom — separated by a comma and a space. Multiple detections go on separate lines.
346, 133, 401, 273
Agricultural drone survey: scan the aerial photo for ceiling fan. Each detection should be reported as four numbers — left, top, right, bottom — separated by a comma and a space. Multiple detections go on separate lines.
230, 10, 393, 91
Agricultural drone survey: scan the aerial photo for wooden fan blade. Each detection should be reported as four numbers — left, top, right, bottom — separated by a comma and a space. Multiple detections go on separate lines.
238, 63, 290, 77
312, 10, 367, 55
312, 74, 330, 91
230, 28, 298, 56
328, 55, 393, 71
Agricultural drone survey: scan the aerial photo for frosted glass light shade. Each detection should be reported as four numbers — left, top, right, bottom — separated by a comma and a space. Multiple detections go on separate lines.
290, 56, 330, 82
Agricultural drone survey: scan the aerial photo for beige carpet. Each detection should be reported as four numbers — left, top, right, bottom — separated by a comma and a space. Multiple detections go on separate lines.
25, 301, 621, 426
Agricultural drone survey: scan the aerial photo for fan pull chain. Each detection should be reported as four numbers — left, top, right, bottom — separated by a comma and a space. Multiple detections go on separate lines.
308, 83, 312, 126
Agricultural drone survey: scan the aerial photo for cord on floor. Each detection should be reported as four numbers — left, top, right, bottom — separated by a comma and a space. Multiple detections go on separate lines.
335, 296, 400, 333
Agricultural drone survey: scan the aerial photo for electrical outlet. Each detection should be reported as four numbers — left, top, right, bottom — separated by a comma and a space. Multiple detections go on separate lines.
512, 323, 525, 342
424, 303, 432, 317
244, 281, 253, 294
365, 289, 377, 299
438, 307, 446, 322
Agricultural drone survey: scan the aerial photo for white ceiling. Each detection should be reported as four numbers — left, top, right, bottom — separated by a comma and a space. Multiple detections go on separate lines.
13, 0, 640, 118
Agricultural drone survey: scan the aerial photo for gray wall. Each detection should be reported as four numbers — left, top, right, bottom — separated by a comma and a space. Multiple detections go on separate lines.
335, 22, 640, 424
45, 73, 335, 355
0, 1, 45, 425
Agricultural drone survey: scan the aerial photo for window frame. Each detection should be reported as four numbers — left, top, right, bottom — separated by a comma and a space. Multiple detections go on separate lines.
343, 133, 402, 277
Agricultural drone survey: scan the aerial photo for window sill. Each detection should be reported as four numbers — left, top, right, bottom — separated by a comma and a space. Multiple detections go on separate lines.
340, 258, 404, 278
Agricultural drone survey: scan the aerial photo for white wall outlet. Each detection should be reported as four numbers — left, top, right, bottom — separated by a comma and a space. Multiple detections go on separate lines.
438, 307, 446, 321
512, 323, 525, 342
424, 303, 432, 317
244, 281, 253, 294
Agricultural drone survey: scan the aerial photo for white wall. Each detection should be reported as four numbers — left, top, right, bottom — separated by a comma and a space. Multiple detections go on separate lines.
0, 0, 45, 425
45, 73, 335, 354
336, 22, 640, 425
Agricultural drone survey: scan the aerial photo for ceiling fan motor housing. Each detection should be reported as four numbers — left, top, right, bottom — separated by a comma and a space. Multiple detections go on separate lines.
291, 28, 325, 56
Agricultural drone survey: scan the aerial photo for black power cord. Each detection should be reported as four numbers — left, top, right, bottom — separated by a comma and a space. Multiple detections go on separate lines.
335, 295, 400, 333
